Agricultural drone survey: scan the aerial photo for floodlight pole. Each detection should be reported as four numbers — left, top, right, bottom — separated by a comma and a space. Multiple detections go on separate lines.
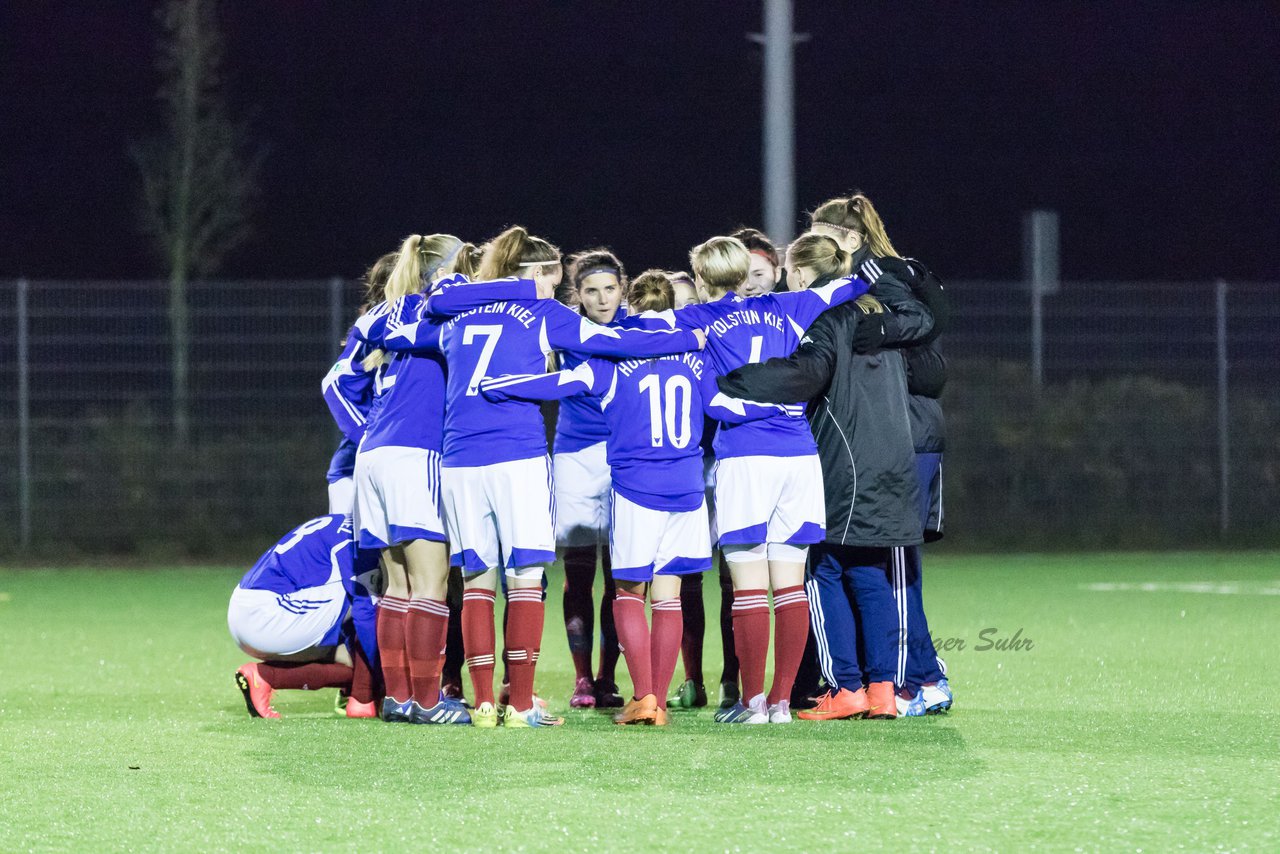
758, 0, 797, 246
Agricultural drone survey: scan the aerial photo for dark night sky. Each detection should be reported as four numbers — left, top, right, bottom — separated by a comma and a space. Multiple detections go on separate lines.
2, 1, 1277, 282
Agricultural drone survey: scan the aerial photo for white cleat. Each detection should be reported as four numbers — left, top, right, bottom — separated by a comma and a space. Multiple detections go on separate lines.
768, 699, 792, 724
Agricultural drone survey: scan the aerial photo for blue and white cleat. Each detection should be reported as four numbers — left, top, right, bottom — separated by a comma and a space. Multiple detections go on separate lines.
921, 679, 953, 714
895, 689, 927, 717
503, 703, 564, 728
381, 697, 413, 723
714, 694, 769, 724
410, 696, 472, 725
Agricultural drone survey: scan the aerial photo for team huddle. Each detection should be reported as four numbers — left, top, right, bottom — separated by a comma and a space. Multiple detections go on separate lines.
227, 192, 953, 727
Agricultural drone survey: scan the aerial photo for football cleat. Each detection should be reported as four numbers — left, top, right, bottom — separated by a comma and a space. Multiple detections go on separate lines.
570, 677, 597, 708
503, 703, 564, 728
345, 698, 379, 719
796, 688, 870, 721
613, 694, 659, 725
713, 696, 768, 724
718, 681, 741, 710
668, 679, 708, 710
895, 688, 926, 717
768, 699, 792, 724
921, 679, 953, 714
472, 701, 499, 728
380, 697, 413, 723
593, 679, 625, 709
866, 681, 897, 719
334, 689, 350, 717
409, 697, 472, 725
235, 664, 280, 719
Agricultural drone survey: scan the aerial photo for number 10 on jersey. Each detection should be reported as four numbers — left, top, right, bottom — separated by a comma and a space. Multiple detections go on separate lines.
637, 373, 692, 449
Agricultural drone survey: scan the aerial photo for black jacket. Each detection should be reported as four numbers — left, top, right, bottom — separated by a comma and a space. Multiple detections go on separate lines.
717, 279, 929, 548
858, 252, 950, 454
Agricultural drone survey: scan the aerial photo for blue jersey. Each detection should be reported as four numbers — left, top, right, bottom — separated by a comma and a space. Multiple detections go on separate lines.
479, 312, 799, 511
368, 278, 564, 453
326, 436, 359, 483
363, 297, 448, 452
553, 307, 629, 455
321, 308, 385, 443
426, 279, 704, 467
675, 277, 869, 459
238, 514, 381, 656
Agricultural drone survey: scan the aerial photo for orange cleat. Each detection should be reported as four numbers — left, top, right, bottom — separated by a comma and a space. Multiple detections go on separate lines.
613, 694, 659, 725
796, 688, 870, 721
652, 705, 670, 727
866, 681, 897, 719
345, 698, 379, 719
235, 663, 280, 719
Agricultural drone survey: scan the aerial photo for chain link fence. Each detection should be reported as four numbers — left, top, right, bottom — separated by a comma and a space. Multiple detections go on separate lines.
1, 277, 1277, 558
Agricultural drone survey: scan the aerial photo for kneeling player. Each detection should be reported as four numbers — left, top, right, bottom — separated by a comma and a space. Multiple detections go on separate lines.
481, 270, 794, 725
229, 514, 382, 720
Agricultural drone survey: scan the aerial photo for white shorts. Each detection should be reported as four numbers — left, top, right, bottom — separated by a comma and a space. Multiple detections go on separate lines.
327, 476, 355, 516
442, 456, 557, 574
714, 454, 826, 546
353, 445, 446, 550
610, 491, 712, 583
553, 442, 611, 547
227, 584, 346, 658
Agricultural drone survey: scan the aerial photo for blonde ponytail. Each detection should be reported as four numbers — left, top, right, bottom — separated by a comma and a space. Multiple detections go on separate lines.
809, 192, 901, 259
788, 233, 852, 281
363, 233, 468, 371
478, 225, 560, 281
850, 193, 900, 259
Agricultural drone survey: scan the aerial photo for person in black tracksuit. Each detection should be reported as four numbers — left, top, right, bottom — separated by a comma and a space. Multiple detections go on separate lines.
813, 194, 954, 712
717, 229, 933, 719
863, 255, 952, 712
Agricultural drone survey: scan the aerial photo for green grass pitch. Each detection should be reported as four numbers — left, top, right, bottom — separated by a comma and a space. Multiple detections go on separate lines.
2, 552, 1278, 851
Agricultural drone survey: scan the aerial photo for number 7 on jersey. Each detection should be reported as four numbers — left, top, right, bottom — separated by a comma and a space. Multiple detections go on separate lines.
464, 325, 504, 396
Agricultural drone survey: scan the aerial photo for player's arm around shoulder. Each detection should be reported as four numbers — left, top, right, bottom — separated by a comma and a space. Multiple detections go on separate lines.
544, 301, 704, 358
478, 359, 603, 404
424, 275, 536, 317
716, 307, 843, 404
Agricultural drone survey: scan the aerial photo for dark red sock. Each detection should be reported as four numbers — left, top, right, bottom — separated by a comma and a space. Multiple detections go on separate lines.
731, 588, 770, 701
613, 589, 652, 699
505, 586, 545, 712
406, 597, 449, 705
256, 661, 352, 690
349, 637, 379, 705
461, 588, 496, 706
650, 598, 683, 710
678, 573, 705, 684
562, 546, 597, 681
768, 585, 811, 704
376, 595, 411, 702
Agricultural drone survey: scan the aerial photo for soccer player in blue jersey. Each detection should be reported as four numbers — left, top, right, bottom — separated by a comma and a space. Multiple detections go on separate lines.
230, 514, 383, 719
424, 228, 706, 728
351, 233, 520, 725
321, 252, 397, 515
676, 235, 870, 724
554, 249, 628, 709
480, 270, 794, 725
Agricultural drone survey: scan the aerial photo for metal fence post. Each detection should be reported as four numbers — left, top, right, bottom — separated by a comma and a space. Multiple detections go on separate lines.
1216, 279, 1230, 536
1023, 211, 1060, 391
17, 278, 32, 551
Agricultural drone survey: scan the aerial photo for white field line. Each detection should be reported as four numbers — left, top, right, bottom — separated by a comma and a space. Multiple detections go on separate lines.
1081, 581, 1280, 596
